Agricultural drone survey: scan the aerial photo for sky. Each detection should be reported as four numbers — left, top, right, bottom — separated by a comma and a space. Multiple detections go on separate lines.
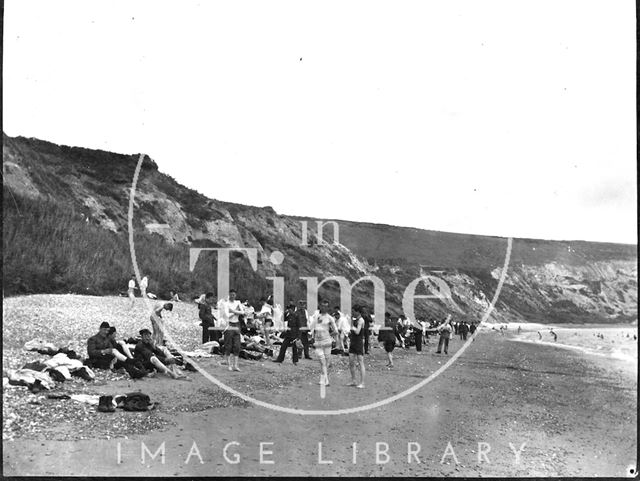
3, 0, 637, 244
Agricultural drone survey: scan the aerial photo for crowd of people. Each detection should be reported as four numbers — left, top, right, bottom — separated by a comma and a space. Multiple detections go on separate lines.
192, 290, 483, 387
99, 278, 483, 384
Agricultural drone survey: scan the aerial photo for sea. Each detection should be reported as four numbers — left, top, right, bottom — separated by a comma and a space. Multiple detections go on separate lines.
489, 322, 638, 374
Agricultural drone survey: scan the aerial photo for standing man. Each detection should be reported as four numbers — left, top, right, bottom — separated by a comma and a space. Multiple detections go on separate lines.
361, 306, 373, 354
139, 276, 149, 299
295, 300, 311, 360
150, 302, 173, 347
436, 316, 452, 355
128, 275, 137, 309
470, 322, 477, 336
222, 289, 244, 371
273, 303, 300, 364
333, 306, 351, 354
348, 305, 366, 388
395, 316, 406, 349
460, 321, 470, 341
256, 297, 274, 350
199, 292, 219, 344
412, 317, 424, 352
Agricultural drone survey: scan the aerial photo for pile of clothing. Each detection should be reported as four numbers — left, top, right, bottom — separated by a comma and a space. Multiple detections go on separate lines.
97, 392, 158, 412
23, 339, 80, 359
6, 352, 96, 393
45, 391, 157, 412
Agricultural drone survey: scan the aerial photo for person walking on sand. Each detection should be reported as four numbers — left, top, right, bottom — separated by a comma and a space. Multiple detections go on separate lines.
537, 331, 542, 340
128, 275, 137, 309
378, 312, 396, 367
348, 305, 366, 388
309, 299, 338, 386
550, 329, 557, 342
436, 316, 452, 354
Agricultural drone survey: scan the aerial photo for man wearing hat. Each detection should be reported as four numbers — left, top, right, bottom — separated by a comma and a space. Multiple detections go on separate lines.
87, 322, 129, 369
273, 302, 300, 364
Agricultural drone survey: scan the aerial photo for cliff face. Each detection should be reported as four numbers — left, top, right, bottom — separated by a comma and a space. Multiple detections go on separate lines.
3, 132, 637, 323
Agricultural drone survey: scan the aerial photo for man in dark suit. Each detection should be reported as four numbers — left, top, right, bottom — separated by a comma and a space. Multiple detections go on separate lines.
199, 292, 219, 344
294, 299, 311, 359
460, 321, 470, 341
273, 303, 300, 364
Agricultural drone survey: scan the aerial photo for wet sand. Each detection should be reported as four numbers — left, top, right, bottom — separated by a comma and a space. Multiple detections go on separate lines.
3, 326, 637, 477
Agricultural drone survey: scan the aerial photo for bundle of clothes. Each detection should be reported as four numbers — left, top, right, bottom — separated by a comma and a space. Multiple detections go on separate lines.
43, 391, 157, 412
5, 341, 98, 393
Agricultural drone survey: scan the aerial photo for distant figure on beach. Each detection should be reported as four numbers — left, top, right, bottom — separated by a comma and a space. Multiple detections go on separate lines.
517, 326, 522, 334
459, 321, 469, 341
633, 334, 637, 341
140, 276, 149, 299
436, 316, 452, 355
550, 329, 557, 342
469, 323, 477, 335
378, 312, 396, 368
128, 275, 136, 308
537, 331, 542, 340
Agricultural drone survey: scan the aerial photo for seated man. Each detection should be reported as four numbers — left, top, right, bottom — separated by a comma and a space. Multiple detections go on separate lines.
134, 329, 186, 379
87, 322, 129, 369
108, 327, 135, 367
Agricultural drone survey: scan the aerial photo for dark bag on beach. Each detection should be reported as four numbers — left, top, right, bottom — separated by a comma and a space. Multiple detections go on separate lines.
122, 392, 152, 411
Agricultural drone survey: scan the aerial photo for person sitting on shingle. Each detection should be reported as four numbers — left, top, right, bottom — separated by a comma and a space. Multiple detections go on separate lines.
134, 328, 186, 379
87, 321, 129, 370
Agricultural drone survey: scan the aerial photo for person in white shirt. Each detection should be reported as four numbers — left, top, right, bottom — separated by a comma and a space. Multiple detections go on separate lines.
128, 275, 136, 309
139, 276, 149, 299
309, 299, 338, 387
333, 306, 350, 354
221, 289, 244, 371
256, 297, 274, 350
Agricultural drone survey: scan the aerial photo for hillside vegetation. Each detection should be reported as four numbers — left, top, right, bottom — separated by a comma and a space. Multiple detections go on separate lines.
3, 133, 637, 323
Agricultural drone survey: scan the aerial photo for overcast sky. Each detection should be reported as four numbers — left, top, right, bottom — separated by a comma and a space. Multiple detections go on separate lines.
3, 0, 637, 244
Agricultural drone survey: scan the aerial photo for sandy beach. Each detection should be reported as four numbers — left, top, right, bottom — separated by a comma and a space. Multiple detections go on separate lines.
3, 296, 637, 477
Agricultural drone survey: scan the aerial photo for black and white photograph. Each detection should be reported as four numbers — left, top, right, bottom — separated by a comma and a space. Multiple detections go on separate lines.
2, 0, 637, 477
